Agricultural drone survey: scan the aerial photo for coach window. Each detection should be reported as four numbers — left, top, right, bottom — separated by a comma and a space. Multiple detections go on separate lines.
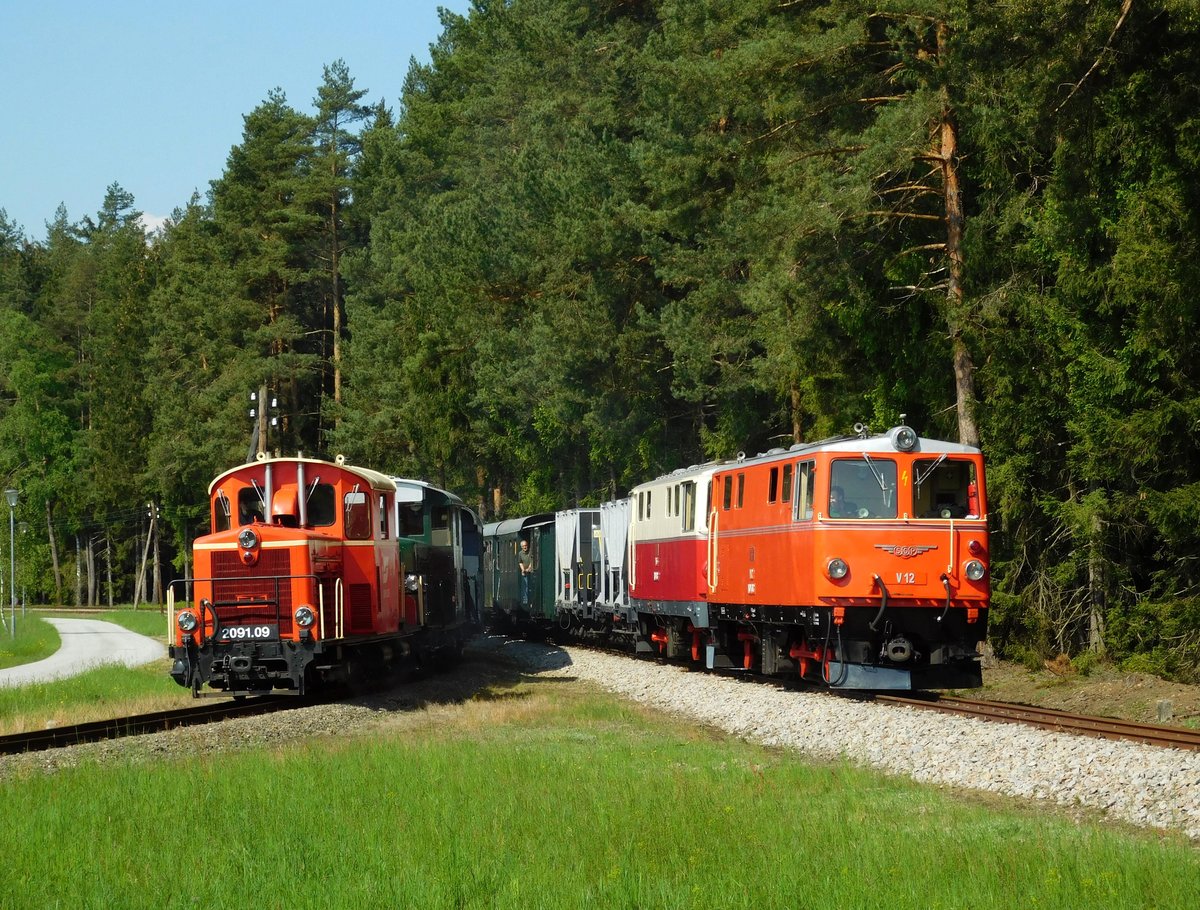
681, 481, 697, 532
793, 462, 815, 520
344, 489, 372, 539
398, 503, 424, 537
829, 458, 897, 519
431, 506, 451, 546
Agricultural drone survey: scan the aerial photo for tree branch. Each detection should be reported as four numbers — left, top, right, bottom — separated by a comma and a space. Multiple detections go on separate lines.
1054, 0, 1134, 114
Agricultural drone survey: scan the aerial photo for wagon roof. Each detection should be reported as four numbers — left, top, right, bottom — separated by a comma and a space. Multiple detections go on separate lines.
486, 513, 556, 537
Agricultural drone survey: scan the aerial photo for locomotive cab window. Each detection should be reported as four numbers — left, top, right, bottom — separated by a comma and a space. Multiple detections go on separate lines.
213, 489, 232, 532
238, 488, 266, 526
344, 489, 372, 540
768, 467, 779, 503
914, 457, 980, 519
829, 458, 897, 519
306, 483, 336, 527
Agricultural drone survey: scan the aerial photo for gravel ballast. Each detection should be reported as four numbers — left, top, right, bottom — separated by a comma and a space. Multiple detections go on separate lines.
487, 638, 1200, 841
3, 638, 1197, 841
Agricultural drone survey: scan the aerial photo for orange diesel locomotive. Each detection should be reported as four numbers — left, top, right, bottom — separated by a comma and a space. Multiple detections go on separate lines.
168, 455, 482, 696
627, 424, 988, 688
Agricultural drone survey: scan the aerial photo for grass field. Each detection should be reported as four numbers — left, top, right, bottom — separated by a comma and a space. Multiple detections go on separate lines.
0, 613, 60, 670
0, 677, 1195, 909
0, 608, 188, 733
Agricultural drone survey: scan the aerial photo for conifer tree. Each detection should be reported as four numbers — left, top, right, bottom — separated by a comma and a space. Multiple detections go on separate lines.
311, 60, 372, 419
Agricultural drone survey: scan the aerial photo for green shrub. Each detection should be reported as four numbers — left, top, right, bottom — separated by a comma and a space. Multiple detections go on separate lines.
1071, 650, 1103, 677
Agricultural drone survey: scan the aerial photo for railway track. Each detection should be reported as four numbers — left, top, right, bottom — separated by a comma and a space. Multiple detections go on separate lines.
5, 638, 1196, 756
0, 697, 303, 756
541, 634, 1200, 752
874, 693, 1200, 752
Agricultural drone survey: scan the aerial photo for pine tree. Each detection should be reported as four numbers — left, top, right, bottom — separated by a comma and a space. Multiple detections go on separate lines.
211, 89, 322, 455
310, 60, 372, 421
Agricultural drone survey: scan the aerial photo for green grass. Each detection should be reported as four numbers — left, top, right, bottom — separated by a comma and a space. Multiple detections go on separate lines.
0, 614, 61, 670
88, 607, 171, 640
0, 607, 192, 732
0, 680, 1195, 909
0, 660, 188, 733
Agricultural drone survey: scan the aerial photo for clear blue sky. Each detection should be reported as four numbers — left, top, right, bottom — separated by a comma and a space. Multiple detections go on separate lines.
0, 1, 472, 240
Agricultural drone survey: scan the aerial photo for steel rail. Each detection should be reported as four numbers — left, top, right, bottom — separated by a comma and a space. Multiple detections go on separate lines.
566, 637, 1200, 752
874, 694, 1200, 752
0, 697, 300, 756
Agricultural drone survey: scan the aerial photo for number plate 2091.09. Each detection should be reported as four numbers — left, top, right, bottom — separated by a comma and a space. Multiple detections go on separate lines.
215, 624, 278, 642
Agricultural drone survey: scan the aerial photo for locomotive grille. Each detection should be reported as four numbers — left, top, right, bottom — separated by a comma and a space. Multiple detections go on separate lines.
348, 583, 373, 633
211, 549, 295, 635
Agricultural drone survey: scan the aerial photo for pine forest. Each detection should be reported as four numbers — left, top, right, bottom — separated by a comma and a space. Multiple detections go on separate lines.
1, 0, 1198, 680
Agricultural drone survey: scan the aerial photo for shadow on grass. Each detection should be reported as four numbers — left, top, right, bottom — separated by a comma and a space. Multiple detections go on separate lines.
343, 633, 577, 717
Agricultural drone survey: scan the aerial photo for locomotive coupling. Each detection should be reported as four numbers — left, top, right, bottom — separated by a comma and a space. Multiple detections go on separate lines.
881, 636, 918, 663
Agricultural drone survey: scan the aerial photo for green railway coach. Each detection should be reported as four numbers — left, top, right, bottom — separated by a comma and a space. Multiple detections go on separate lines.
484, 514, 556, 632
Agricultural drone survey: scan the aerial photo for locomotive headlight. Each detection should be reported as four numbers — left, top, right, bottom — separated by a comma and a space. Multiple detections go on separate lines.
891, 425, 918, 452
238, 528, 259, 549
177, 611, 198, 632
294, 606, 316, 628
826, 557, 849, 580
964, 559, 986, 581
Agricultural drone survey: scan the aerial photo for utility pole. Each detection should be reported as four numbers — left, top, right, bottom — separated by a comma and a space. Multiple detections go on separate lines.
5, 489, 18, 636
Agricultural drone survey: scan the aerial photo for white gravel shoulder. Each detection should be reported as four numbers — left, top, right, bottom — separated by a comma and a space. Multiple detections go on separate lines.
483, 638, 1200, 841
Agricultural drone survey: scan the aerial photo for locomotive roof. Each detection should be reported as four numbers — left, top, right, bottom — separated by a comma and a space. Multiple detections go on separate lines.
208, 455, 397, 496
629, 428, 981, 493
728, 430, 982, 467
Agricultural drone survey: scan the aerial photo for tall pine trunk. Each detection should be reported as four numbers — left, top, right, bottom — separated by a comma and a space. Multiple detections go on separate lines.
46, 500, 62, 605
937, 23, 980, 449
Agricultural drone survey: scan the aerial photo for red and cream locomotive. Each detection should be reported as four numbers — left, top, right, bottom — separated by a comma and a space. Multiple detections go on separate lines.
168, 454, 482, 696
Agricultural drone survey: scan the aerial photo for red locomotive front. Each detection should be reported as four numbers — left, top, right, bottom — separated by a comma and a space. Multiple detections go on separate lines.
168, 456, 401, 696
